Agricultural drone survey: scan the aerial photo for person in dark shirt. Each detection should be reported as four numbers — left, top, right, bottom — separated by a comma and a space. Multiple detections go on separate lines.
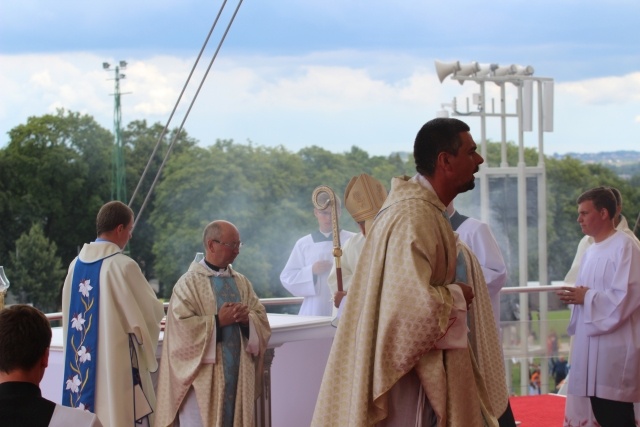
0, 305, 102, 427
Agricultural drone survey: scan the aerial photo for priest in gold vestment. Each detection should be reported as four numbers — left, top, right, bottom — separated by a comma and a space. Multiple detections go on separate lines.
312, 118, 498, 427
155, 220, 271, 427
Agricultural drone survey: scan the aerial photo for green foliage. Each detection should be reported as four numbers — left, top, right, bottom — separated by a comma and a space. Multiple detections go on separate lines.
7, 223, 66, 313
3, 111, 640, 305
148, 140, 411, 297
459, 141, 640, 287
0, 109, 112, 266
122, 120, 197, 279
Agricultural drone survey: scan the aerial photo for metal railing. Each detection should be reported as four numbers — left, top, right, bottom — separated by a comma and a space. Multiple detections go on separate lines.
45, 297, 306, 322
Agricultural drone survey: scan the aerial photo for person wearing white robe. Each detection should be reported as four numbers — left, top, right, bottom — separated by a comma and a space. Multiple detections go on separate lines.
61, 201, 164, 427
447, 201, 508, 331
558, 187, 640, 427
562, 187, 640, 425
280, 191, 354, 316
564, 186, 640, 286
327, 173, 388, 315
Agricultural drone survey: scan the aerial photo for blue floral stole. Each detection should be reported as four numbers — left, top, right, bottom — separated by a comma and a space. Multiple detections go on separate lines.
61, 255, 112, 412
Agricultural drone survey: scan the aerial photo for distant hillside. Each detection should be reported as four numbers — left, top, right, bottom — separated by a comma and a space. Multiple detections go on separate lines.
551, 150, 640, 165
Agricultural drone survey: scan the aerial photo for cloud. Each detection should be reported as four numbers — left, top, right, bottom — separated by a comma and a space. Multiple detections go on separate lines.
558, 72, 640, 105
0, 50, 638, 157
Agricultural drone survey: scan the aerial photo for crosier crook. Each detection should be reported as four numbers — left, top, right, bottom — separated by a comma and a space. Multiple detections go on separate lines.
312, 185, 344, 293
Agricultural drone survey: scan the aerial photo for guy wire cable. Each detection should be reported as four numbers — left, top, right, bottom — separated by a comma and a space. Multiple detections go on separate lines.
131, 0, 244, 228
128, 0, 235, 209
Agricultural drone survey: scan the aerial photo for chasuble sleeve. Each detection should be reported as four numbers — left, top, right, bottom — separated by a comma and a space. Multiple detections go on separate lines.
434, 284, 468, 350
109, 256, 164, 370
166, 273, 217, 366
235, 273, 271, 355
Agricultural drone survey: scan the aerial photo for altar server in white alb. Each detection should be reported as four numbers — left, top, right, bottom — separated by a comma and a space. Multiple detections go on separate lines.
564, 186, 640, 286
447, 201, 508, 331
327, 173, 387, 312
562, 186, 640, 425
155, 220, 271, 427
558, 187, 640, 427
61, 201, 164, 427
280, 191, 354, 316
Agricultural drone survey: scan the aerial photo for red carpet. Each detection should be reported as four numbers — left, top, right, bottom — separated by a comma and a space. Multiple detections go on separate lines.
509, 394, 566, 426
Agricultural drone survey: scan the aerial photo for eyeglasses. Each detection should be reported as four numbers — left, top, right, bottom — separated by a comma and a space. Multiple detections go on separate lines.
212, 239, 243, 250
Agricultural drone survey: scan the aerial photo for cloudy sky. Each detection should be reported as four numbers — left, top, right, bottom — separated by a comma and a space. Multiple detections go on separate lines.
1, 0, 639, 157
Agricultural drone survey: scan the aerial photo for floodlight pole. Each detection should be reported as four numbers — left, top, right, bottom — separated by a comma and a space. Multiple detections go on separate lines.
103, 61, 129, 202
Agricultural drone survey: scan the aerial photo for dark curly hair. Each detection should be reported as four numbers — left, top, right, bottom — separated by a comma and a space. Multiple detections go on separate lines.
414, 117, 470, 176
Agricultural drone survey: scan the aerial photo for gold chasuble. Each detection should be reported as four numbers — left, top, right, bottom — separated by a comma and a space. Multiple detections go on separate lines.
312, 176, 497, 427
155, 262, 271, 427
459, 241, 510, 419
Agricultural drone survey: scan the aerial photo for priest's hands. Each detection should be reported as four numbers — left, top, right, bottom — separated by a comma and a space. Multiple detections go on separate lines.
218, 302, 250, 326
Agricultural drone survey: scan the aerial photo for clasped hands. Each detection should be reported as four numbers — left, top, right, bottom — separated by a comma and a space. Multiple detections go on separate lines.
218, 302, 249, 326
556, 286, 587, 305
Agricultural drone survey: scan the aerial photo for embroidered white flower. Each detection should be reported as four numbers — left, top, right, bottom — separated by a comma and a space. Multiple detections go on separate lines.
78, 346, 91, 363
78, 279, 93, 298
71, 313, 85, 331
78, 403, 88, 411
66, 375, 81, 393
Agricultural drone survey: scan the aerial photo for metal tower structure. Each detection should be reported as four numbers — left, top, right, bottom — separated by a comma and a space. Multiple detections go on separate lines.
103, 61, 128, 202
435, 60, 555, 395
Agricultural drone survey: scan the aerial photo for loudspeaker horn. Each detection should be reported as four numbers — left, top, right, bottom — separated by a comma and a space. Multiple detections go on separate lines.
493, 65, 516, 77
513, 65, 534, 76
434, 60, 461, 83
457, 62, 480, 77
476, 63, 499, 77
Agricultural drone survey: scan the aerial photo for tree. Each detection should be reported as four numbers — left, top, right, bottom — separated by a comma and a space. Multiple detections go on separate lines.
122, 120, 197, 279
148, 140, 414, 298
8, 223, 66, 313
0, 110, 112, 267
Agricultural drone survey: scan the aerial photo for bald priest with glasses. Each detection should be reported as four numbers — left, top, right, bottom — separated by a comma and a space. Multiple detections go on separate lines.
155, 220, 271, 427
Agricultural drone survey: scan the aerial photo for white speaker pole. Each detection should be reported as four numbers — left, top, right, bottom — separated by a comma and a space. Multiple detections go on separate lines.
522, 80, 533, 132
543, 81, 554, 132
